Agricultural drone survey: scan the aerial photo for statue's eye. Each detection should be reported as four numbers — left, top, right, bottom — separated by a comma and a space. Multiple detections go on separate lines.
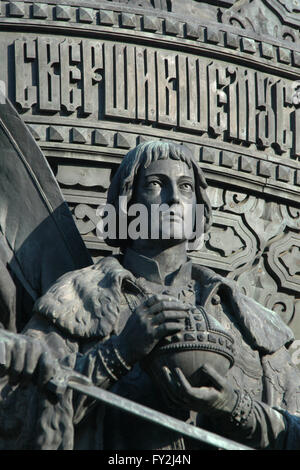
146, 180, 161, 188
180, 183, 193, 191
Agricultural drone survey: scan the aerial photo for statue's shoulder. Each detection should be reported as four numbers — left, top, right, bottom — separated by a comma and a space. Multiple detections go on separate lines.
33, 256, 134, 339
192, 263, 294, 353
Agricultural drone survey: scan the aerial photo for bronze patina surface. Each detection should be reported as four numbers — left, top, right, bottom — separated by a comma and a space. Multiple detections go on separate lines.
0, 0, 299, 451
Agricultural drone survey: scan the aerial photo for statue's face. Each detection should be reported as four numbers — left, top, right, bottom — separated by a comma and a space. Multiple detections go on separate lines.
132, 158, 196, 245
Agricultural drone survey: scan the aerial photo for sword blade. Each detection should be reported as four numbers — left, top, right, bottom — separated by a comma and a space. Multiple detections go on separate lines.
68, 379, 253, 451
0, 339, 253, 451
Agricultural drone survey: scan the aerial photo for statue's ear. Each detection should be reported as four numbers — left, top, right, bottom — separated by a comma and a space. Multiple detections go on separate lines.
0, 93, 92, 332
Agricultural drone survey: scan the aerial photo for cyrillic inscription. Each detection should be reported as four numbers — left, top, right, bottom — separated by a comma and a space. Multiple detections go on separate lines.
60, 39, 82, 113
14, 37, 299, 157
136, 47, 156, 122
38, 38, 60, 112
15, 39, 37, 110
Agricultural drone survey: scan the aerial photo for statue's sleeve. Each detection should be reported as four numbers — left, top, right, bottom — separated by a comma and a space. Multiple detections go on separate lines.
0, 314, 121, 449
22, 313, 131, 426
274, 410, 300, 450
211, 345, 300, 449
222, 398, 289, 449
258, 345, 300, 449
21, 259, 135, 426
0, 309, 128, 449
0, 316, 78, 449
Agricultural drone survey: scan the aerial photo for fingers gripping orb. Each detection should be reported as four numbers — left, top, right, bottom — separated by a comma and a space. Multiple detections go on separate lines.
142, 306, 235, 388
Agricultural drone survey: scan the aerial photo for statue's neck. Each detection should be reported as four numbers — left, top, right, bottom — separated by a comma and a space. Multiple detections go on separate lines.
130, 240, 188, 280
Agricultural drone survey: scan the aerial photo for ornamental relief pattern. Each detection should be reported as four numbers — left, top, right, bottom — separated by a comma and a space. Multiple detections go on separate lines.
1, 0, 299, 333
201, 186, 300, 332
51, 159, 300, 332
222, 0, 300, 41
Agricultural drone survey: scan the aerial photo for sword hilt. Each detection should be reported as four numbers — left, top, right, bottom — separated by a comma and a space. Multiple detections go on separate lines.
48, 366, 92, 395
0, 330, 91, 394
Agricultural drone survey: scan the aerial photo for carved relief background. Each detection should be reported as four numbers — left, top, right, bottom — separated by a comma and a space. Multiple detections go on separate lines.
0, 0, 299, 338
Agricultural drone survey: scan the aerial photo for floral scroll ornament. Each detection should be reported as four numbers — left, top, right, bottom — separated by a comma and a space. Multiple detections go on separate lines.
292, 80, 300, 106
278, 0, 300, 13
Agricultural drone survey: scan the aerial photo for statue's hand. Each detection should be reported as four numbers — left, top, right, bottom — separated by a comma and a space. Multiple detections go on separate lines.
161, 365, 238, 417
0, 330, 56, 387
115, 294, 189, 365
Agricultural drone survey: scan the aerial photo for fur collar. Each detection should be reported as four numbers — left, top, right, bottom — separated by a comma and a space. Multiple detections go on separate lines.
34, 256, 294, 353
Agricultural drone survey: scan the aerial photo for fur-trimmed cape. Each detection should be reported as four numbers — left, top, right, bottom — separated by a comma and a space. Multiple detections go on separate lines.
34, 255, 294, 354
0, 256, 297, 449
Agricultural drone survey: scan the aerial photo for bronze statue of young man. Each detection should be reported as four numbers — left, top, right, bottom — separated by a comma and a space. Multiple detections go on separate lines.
1, 140, 300, 450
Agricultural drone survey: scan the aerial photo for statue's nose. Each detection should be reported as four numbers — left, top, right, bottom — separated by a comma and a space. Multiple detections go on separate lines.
166, 183, 180, 205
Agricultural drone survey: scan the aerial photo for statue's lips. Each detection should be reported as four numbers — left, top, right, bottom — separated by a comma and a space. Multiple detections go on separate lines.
161, 214, 183, 223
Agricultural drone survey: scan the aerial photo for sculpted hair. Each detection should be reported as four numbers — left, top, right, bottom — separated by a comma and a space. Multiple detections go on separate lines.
105, 140, 213, 249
